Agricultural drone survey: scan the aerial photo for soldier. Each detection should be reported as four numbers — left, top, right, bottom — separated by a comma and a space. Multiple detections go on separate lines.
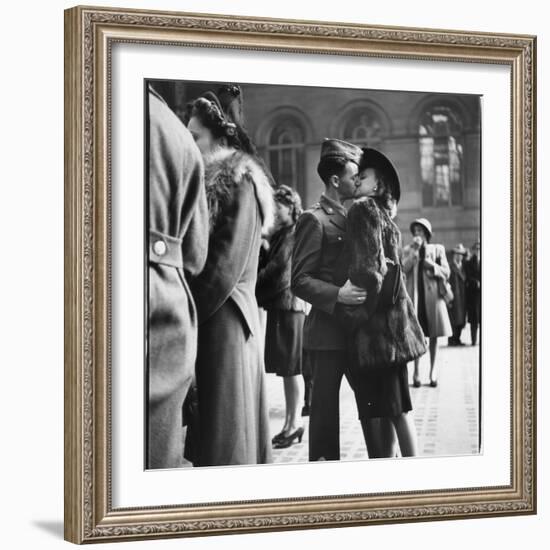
291, 138, 365, 461
147, 85, 209, 469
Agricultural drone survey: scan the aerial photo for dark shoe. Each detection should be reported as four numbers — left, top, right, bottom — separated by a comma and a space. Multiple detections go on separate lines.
271, 430, 288, 445
274, 427, 304, 448
429, 379, 438, 388
413, 377, 421, 388
301, 404, 310, 417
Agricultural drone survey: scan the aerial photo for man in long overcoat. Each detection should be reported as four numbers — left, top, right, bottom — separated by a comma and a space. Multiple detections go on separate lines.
291, 138, 366, 461
147, 86, 209, 469
465, 240, 481, 345
447, 243, 468, 345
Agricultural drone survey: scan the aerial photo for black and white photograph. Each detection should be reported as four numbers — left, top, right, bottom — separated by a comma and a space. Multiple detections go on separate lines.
145, 78, 481, 470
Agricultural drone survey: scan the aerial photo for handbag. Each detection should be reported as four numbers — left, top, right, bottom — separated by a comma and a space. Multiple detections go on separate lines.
437, 278, 454, 305
378, 260, 402, 309
435, 254, 454, 305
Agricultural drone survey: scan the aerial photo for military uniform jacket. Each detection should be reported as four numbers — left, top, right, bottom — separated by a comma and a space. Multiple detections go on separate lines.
291, 194, 350, 350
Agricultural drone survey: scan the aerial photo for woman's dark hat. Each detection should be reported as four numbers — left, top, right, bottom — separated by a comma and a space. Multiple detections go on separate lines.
360, 147, 401, 203
410, 217, 433, 239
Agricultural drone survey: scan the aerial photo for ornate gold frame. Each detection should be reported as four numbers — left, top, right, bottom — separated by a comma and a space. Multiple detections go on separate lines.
64, 5, 537, 544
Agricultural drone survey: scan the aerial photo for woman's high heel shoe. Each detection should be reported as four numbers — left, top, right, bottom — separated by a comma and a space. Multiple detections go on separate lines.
274, 427, 304, 448
271, 430, 288, 445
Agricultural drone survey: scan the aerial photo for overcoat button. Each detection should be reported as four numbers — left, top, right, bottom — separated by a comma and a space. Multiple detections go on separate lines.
337, 236, 343, 241
327, 208, 334, 213
153, 240, 167, 256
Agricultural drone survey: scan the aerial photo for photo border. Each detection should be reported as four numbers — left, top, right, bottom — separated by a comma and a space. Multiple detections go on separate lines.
64, 5, 536, 543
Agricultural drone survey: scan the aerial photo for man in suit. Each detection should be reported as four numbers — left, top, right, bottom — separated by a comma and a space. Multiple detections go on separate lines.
291, 138, 366, 461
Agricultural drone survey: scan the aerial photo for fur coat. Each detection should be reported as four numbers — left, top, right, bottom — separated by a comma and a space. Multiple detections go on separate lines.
193, 147, 274, 326
338, 197, 427, 370
191, 146, 274, 466
256, 224, 307, 312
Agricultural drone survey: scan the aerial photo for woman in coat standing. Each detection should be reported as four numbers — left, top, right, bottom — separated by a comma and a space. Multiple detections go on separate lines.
186, 86, 274, 466
402, 219, 452, 387
256, 185, 307, 449
147, 86, 209, 469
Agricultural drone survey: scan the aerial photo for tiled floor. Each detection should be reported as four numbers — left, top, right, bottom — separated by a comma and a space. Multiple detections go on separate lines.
267, 334, 480, 464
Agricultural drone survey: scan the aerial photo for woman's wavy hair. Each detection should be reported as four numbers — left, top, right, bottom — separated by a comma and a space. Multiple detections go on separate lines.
274, 184, 303, 224
183, 85, 256, 155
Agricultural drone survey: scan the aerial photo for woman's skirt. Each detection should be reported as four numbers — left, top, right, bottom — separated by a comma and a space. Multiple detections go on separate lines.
350, 362, 413, 419
264, 309, 305, 377
195, 299, 272, 466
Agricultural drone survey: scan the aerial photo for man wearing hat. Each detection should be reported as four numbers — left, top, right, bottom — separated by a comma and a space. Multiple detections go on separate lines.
447, 243, 468, 346
402, 218, 452, 387
464, 240, 481, 346
291, 138, 366, 461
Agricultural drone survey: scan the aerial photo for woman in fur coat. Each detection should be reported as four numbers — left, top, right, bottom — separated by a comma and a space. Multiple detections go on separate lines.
186, 86, 274, 466
256, 185, 307, 449
339, 148, 426, 458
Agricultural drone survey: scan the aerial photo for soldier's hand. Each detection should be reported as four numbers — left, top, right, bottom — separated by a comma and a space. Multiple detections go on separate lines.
337, 279, 367, 305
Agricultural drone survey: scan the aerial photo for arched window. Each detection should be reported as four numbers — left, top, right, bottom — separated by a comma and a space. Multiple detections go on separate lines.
265, 116, 305, 193
419, 105, 464, 207
341, 107, 384, 148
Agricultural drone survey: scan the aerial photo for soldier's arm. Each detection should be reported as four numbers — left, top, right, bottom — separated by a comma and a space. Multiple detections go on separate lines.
291, 212, 341, 315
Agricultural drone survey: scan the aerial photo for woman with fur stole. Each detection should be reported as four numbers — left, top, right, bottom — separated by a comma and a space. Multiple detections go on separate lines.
186, 86, 274, 466
339, 148, 426, 458
256, 185, 308, 449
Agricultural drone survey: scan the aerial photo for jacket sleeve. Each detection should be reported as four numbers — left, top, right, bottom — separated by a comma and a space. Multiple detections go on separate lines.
291, 212, 340, 314
433, 244, 451, 280
191, 177, 257, 323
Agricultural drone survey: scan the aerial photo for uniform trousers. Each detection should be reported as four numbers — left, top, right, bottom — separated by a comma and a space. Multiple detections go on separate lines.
308, 349, 355, 461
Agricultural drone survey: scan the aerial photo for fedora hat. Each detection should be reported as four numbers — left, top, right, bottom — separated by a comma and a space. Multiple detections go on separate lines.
319, 138, 362, 166
452, 243, 467, 255
360, 148, 401, 203
410, 218, 433, 240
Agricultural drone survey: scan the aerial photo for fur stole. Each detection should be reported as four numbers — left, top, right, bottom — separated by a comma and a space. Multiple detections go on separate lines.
203, 147, 274, 236
256, 225, 306, 311
339, 197, 427, 369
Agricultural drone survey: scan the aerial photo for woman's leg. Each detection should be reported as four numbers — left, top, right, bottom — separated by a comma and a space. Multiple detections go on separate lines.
413, 358, 421, 385
391, 412, 418, 457
361, 417, 398, 458
282, 375, 304, 433
429, 337, 439, 383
